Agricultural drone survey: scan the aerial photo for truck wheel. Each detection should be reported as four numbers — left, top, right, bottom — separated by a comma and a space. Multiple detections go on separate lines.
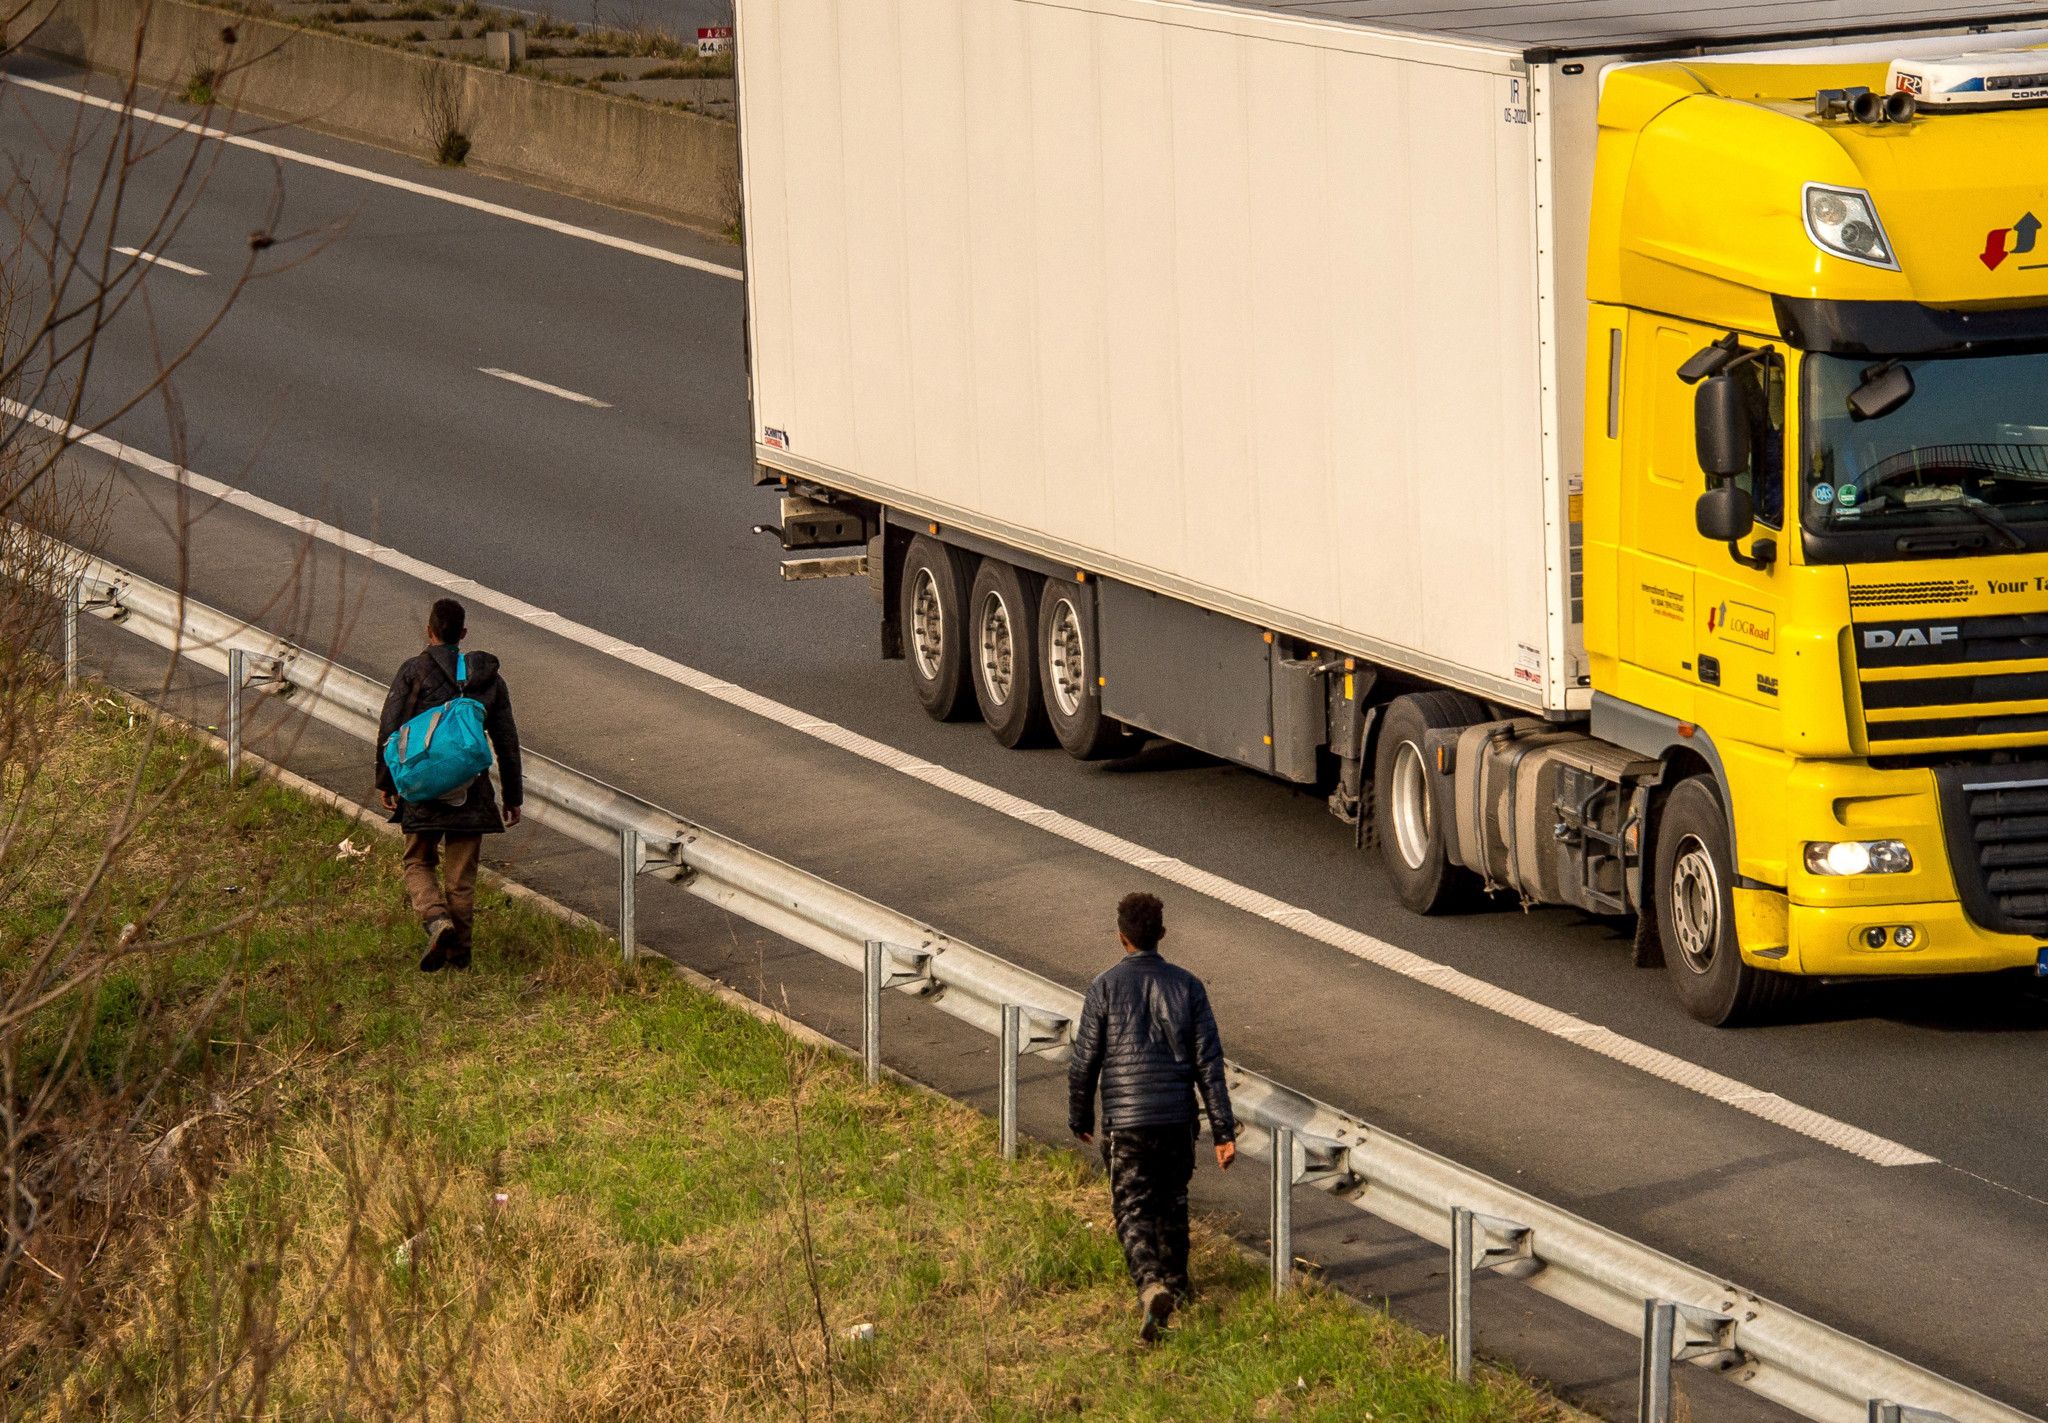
901, 536, 976, 721
970, 560, 1051, 747
1037, 579, 1122, 760
1655, 777, 1801, 1026
1373, 691, 1485, 913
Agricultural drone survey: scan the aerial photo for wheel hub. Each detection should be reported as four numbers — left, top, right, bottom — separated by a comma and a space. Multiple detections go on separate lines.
1670, 834, 1722, 975
910, 568, 945, 680
1390, 740, 1433, 871
1047, 598, 1086, 718
979, 590, 1015, 705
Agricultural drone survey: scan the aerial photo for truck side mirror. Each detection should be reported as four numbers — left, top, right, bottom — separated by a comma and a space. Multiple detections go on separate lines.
1696, 483, 1755, 542
1694, 374, 1751, 478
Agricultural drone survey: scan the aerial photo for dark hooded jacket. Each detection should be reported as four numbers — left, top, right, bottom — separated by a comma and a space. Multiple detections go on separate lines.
375, 644, 523, 835
1067, 949, 1235, 1142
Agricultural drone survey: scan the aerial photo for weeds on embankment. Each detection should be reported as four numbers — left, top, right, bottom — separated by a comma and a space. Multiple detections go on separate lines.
3, 694, 1574, 1421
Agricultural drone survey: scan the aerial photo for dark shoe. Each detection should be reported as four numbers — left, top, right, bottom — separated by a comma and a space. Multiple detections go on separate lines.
447, 942, 472, 970
420, 918, 457, 973
1138, 1283, 1174, 1342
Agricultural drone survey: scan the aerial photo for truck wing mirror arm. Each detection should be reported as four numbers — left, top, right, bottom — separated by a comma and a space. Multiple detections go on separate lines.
1678, 333, 1774, 386
1727, 537, 1776, 571
1696, 484, 1775, 570
1678, 333, 1746, 384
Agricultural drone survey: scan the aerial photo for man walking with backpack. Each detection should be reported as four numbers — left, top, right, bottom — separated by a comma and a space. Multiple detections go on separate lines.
1069, 892, 1236, 1342
376, 598, 523, 972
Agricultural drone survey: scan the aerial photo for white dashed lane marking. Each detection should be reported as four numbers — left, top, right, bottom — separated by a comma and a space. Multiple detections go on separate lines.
114, 245, 208, 276
478, 367, 611, 409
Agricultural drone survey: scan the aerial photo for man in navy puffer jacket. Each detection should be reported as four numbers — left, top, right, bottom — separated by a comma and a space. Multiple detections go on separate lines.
1069, 892, 1236, 1340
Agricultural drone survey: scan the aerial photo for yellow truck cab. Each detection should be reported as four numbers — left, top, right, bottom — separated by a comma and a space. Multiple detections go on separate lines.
1586, 46, 2048, 1011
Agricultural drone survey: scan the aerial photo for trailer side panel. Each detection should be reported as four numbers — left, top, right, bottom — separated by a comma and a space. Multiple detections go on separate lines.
741, 0, 1567, 709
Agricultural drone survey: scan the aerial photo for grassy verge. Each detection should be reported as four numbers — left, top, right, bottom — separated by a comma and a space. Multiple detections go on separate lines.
5, 691, 1573, 1420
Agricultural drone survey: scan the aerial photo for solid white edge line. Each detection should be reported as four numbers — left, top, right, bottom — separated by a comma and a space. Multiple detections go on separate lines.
113, 244, 208, 276
16, 396, 1940, 1169
478, 367, 612, 409
4, 73, 745, 282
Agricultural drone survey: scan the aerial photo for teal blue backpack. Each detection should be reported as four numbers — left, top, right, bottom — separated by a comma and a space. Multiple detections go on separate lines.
382, 652, 494, 804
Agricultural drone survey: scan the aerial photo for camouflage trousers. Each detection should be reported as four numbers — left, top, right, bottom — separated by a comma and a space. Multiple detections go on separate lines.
1100, 1124, 1197, 1300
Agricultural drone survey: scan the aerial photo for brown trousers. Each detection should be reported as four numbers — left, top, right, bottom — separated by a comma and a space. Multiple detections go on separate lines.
402, 832, 482, 947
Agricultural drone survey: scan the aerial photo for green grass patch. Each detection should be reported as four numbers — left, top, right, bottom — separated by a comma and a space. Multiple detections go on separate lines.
3, 692, 1573, 1420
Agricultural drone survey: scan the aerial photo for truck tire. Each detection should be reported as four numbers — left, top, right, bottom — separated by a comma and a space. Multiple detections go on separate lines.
1373, 691, 1486, 913
970, 560, 1051, 747
1037, 579, 1123, 760
901, 536, 977, 721
1654, 776, 1802, 1026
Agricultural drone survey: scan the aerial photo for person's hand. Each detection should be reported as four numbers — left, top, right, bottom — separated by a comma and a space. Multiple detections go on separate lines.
1075, 1131, 1093, 1145
1215, 1140, 1236, 1171
505, 804, 522, 827
379, 790, 397, 812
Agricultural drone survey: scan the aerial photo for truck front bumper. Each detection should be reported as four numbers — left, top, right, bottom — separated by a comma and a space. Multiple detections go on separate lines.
1776, 898, 2046, 977
1744, 758, 2048, 976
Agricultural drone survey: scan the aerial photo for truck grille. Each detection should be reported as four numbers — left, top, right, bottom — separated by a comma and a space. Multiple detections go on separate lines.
1937, 768, 2048, 934
1848, 579, 1978, 609
1856, 610, 2048, 753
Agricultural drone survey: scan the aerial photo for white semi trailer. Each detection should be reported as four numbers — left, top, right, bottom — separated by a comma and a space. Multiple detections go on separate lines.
743, 0, 1585, 763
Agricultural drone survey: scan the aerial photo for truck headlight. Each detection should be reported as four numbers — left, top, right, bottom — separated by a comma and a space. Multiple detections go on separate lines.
1803, 184, 1899, 271
1804, 839, 1913, 875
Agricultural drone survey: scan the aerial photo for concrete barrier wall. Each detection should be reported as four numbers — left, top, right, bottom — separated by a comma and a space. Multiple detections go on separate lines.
23, 0, 739, 234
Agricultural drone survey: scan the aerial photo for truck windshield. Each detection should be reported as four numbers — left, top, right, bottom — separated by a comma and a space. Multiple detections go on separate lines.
1803, 349, 2048, 562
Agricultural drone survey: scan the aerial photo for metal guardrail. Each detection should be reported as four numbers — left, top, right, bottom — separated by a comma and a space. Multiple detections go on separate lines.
54, 548, 2035, 1423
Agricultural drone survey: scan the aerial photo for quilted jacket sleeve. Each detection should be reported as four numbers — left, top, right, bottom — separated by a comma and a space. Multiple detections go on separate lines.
1188, 980, 1235, 1144
1067, 978, 1105, 1137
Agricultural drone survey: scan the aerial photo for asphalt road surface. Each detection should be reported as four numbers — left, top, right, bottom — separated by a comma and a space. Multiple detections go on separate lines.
7, 59, 2046, 1417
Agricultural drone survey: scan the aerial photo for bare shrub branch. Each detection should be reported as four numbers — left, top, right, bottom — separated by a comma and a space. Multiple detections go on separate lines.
0, 11, 379, 1415
415, 62, 473, 166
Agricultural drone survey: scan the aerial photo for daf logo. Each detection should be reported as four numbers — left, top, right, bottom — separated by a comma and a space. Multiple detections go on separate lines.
1863, 625, 1961, 649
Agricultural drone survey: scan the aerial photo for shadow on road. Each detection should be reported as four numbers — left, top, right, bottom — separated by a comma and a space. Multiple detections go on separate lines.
1802, 970, 2048, 1034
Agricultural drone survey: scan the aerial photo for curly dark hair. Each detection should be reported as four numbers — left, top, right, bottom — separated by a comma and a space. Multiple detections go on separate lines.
428, 597, 467, 644
1117, 892, 1165, 952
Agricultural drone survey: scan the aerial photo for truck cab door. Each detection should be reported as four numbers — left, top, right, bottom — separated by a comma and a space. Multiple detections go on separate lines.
1620, 318, 1786, 737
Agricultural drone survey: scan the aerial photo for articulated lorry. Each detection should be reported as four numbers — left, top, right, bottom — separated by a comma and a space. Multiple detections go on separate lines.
735, 0, 2048, 1023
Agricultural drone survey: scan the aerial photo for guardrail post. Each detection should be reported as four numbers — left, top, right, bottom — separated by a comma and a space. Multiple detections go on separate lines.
618, 826, 639, 964
1446, 1207, 1530, 1385
1870, 1403, 1959, 1423
862, 940, 883, 1085
225, 648, 245, 782
62, 577, 81, 688
1450, 1205, 1476, 1383
1639, 1299, 1677, 1423
999, 1003, 1021, 1160
1269, 1125, 1295, 1297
